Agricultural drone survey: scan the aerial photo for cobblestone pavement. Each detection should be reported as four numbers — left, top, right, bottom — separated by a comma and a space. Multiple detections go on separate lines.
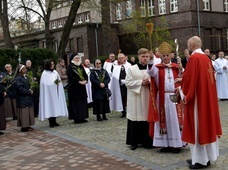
0, 101, 227, 170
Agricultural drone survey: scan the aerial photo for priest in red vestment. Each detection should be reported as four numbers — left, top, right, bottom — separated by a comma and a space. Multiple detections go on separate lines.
180, 36, 222, 169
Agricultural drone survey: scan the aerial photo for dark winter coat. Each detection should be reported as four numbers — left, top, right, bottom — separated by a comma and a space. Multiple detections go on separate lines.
90, 68, 110, 101
14, 75, 33, 107
67, 63, 88, 100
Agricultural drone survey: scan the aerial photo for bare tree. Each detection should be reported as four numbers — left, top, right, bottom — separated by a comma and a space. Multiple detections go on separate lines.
57, 0, 81, 58
0, 0, 14, 48
100, 0, 118, 55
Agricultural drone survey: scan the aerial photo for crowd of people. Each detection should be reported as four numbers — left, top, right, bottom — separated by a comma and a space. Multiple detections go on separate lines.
0, 36, 223, 169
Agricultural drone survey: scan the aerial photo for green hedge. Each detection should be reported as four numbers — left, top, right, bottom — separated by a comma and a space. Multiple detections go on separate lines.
0, 48, 58, 72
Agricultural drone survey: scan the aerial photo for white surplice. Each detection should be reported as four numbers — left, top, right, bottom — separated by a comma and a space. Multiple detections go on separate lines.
213, 58, 228, 99
109, 63, 131, 111
84, 67, 93, 103
125, 65, 150, 121
147, 63, 185, 148
39, 70, 68, 121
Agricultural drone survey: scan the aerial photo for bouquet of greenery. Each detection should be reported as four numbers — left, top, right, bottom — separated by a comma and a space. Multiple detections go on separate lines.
54, 75, 61, 85
72, 65, 85, 81
27, 71, 39, 90
0, 75, 14, 91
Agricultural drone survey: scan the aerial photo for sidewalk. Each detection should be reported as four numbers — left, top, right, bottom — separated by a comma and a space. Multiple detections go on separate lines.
0, 101, 227, 170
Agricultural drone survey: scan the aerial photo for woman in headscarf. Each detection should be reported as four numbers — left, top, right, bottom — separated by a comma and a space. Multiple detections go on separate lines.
67, 53, 89, 123
90, 59, 110, 121
14, 64, 35, 132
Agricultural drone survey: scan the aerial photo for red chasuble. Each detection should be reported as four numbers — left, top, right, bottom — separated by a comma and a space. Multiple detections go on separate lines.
156, 63, 183, 134
181, 53, 222, 145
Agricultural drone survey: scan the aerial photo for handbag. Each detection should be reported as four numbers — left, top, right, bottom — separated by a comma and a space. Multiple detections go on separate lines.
103, 88, 112, 98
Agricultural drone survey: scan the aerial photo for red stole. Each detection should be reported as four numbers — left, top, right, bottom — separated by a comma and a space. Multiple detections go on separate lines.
157, 63, 183, 134
148, 77, 159, 138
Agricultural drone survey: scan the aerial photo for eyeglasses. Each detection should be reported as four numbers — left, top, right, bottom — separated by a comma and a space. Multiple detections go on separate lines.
96, 62, 101, 64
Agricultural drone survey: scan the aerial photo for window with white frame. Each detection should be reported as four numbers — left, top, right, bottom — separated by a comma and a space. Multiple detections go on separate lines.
58, 20, 63, 28
78, 15, 83, 24
52, 21, 56, 29
85, 13, 90, 22
140, 0, 146, 17
203, 0, 210, 11
148, 0, 155, 16
126, 0, 132, 18
158, 0, 166, 15
170, 0, 178, 13
116, 3, 122, 20
225, 0, 228, 12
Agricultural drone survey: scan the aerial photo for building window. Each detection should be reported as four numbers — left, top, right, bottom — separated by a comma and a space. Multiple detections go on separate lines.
170, 0, 178, 13
77, 37, 83, 52
43, 41, 46, 48
158, 0, 166, 15
78, 15, 83, 24
63, 2, 68, 6
116, 3, 122, 20
140, 0, 146, 17
148, 0, 155, 16
203, 0, 210, 11
85, 13, 90, 22
126, 0, 132, 18
225, 0, 228, 12
58, 20, 63, 28
52, 21, 56, 29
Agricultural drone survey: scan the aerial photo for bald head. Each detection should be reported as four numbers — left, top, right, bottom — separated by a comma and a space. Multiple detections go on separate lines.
187, 36, 202, 52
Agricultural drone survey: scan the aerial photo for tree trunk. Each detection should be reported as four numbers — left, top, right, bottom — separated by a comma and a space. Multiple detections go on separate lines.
57, 0, 81, 58
100, 0, 118, 56
0, 0, 14, 48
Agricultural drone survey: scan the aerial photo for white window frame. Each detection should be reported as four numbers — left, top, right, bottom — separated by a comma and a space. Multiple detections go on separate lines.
78, 15, 83, 24
58, 20, 63, 28
52, 21, 56, 29
225, 0, 228, 12
126, 0, 133, 18
170, 0, 178, 13
85, 13, 90, 22
203, 0, 210, 11
148, 0, 155, 16
116, 3, 122, 20
158, 0, 166, 15
140, 0, 146, 17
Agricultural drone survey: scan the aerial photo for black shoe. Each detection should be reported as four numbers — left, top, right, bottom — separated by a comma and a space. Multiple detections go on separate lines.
187, 159, 211, 166
97, 115, 103, 121
121, 112, 126, 118
53, 122, 60, 126
160, 147, 172, 152
189, 163, 210, 169
173, 148, 181, 153
130, 145, 138, 150
0, 132, 4, 135
74, 120, 82, 124
27, 127, 34, 131
102, 115, 108, 120
82, 120, 88, 123
21, 128, 29, 132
